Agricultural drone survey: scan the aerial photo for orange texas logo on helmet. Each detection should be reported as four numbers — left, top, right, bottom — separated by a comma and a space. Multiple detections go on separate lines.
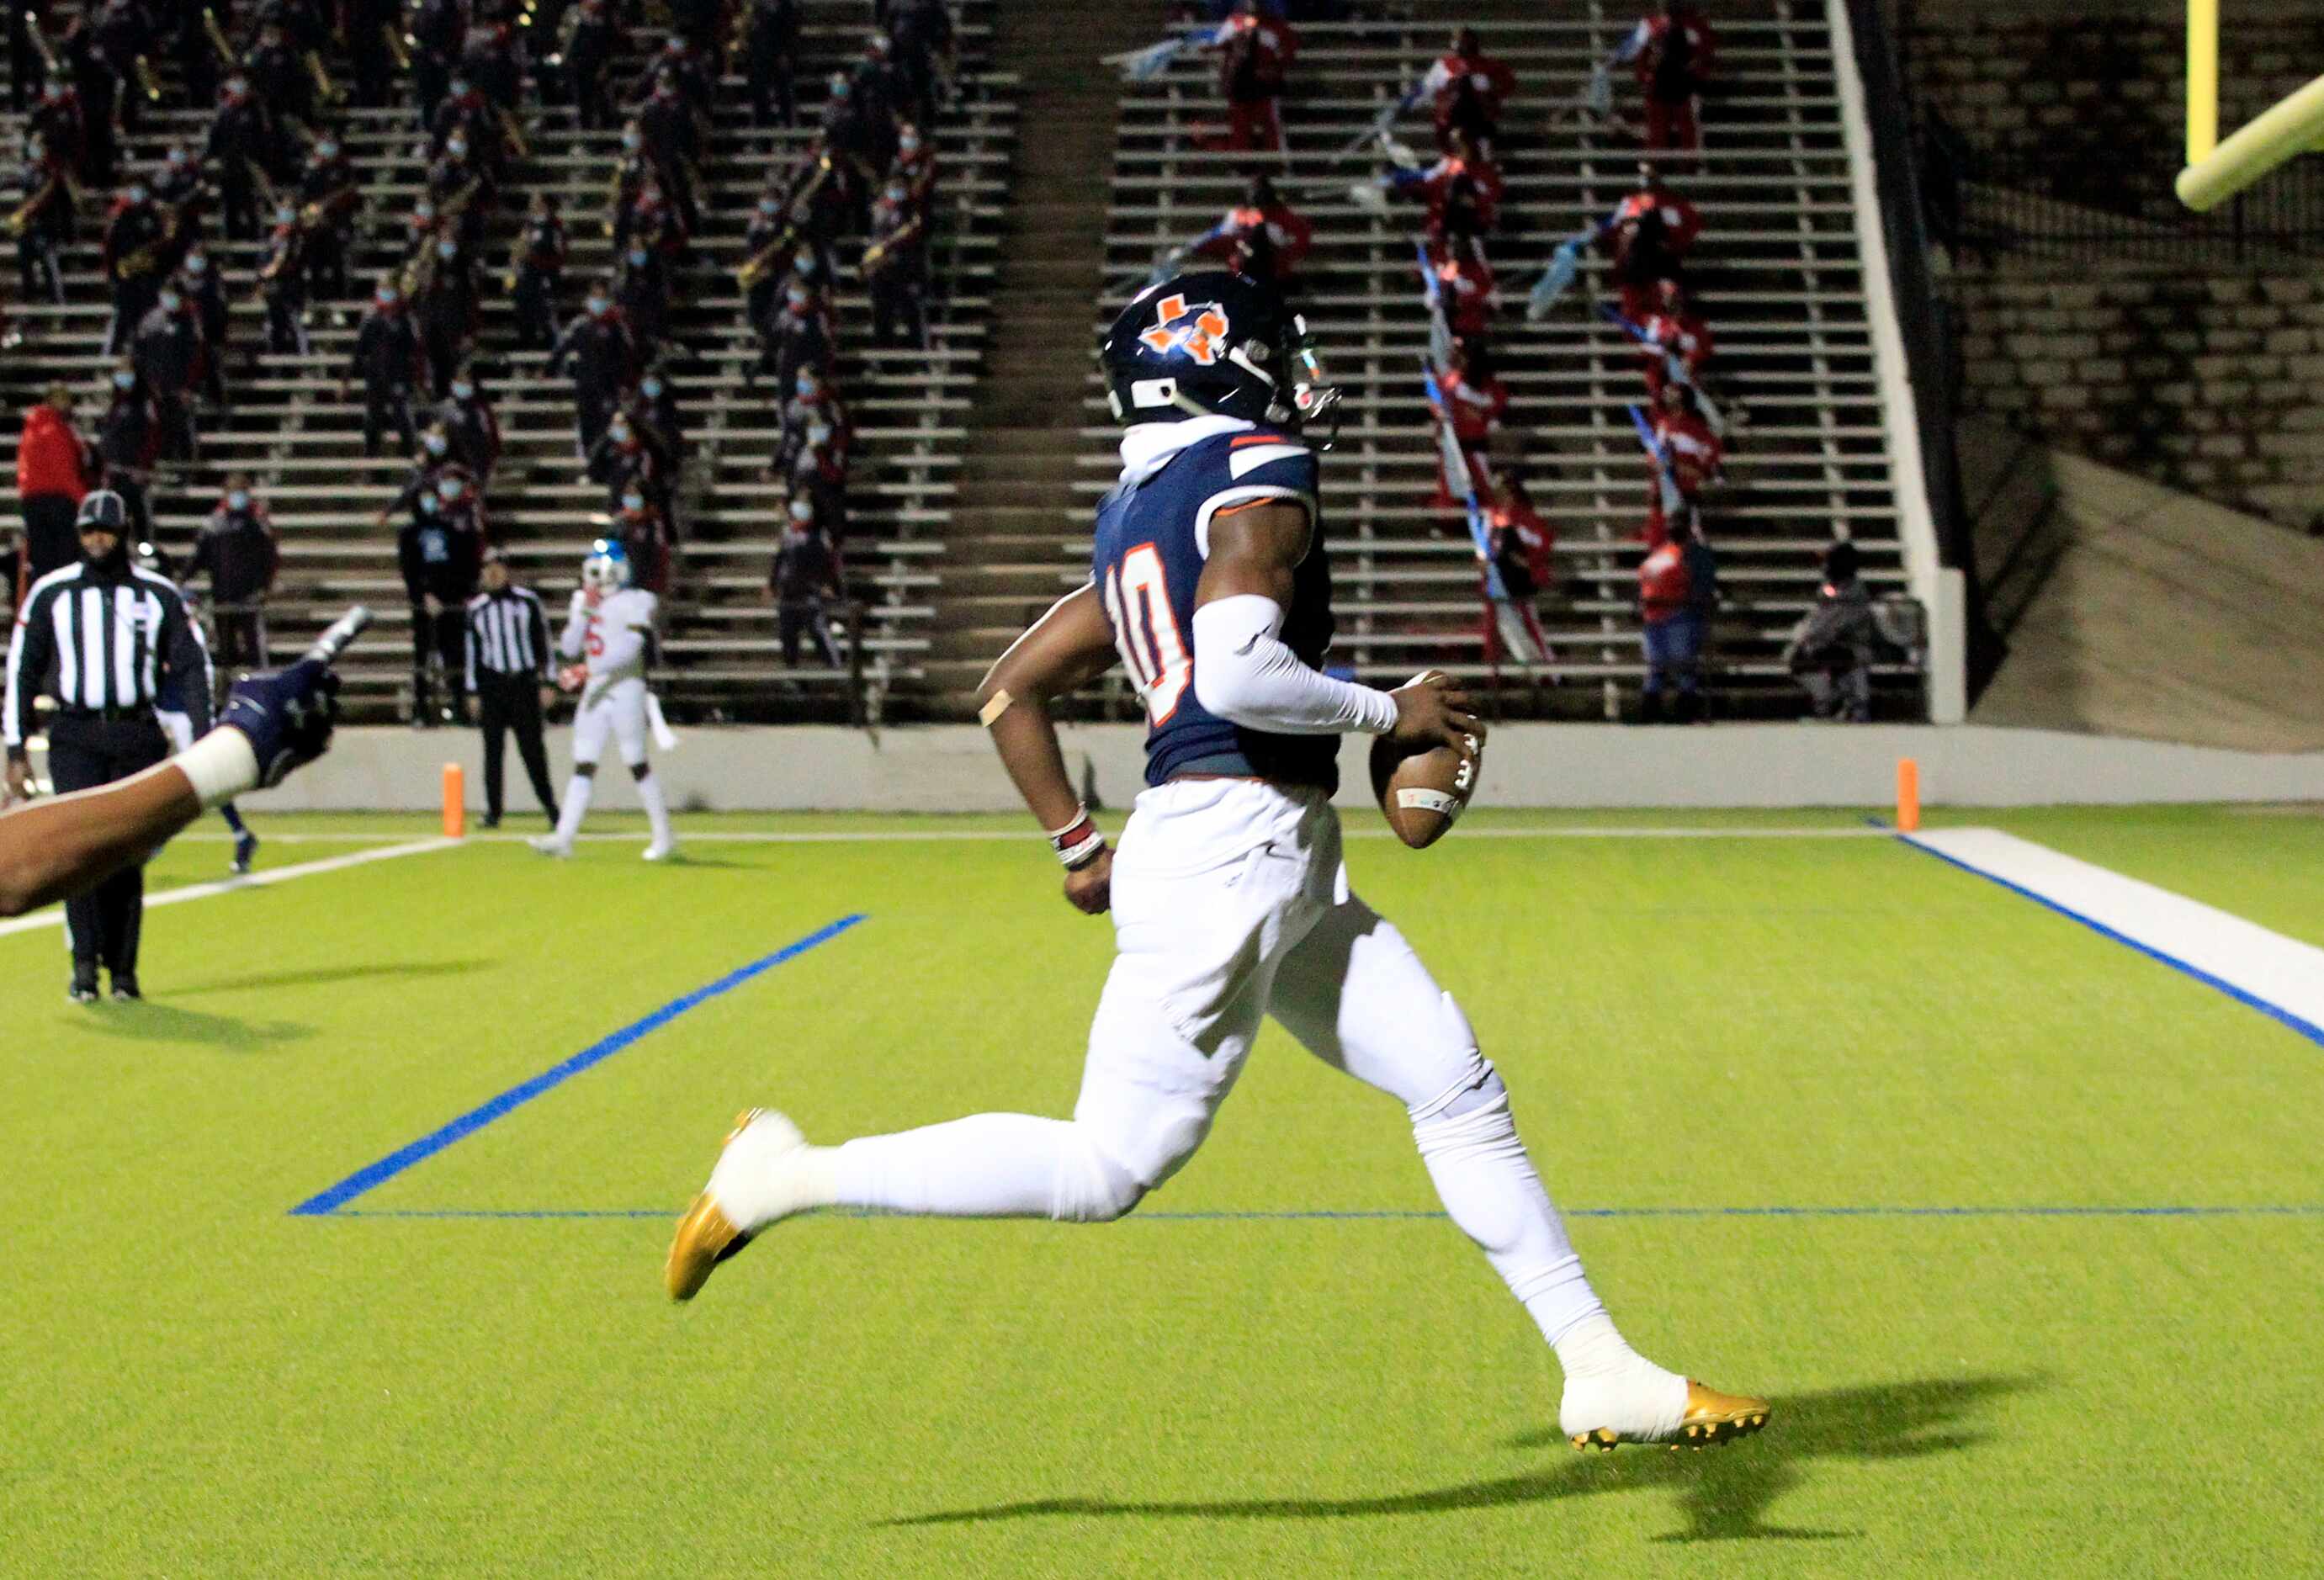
1138, 294, 1232, 367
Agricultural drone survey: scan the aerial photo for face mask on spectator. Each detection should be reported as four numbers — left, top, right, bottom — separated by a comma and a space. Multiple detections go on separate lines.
758, 197, 779, 216
789, 500, 814, 523
587, 294, 610, 315
317, 141, 337, 159
899, 134, 921, 155
627, 248, 648, 267
425, 432, 448, 455
448, 138, 468, 159
807, 422, 832, 448
438, 478, 464, 501
129, 183, 148, 204
112, 370, 135, 390
610, 421, 632, 443
167, 147, 188, 167
642, 377, 664, 397
786, 289, 809, 312
622, 130, 642, 151
379, 287, 399, 305
437, 241, 457, 259
158, 289, 181, 311
884, 184, 908, 207
227, 490, 249, 511
795, 374, 816, 399
185, 252, 207, 275
792, 250, 817, 278
453, 380, 474, 400
622, 492, 645, 512
274, 205, 295, 225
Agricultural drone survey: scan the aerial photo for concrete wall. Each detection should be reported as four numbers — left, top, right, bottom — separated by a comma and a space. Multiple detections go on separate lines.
236, 723, 2324, 813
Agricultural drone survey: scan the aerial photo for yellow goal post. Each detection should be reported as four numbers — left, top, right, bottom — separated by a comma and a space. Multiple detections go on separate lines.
2178, 0, 2324, 210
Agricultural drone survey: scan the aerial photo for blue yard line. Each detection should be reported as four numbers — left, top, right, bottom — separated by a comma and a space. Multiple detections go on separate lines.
325, 1203, 2324, 1222
1893, 835, 2324, 1050
289, 915, 868, 1217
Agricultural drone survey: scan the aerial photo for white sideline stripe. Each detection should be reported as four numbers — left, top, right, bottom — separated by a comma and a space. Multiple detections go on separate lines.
0, 838, 460, 938
1902, 828, 2324, 1042
175, 826, 1892, 846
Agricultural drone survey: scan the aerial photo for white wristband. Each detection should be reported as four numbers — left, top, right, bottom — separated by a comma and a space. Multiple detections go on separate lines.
175, 726, 261, 809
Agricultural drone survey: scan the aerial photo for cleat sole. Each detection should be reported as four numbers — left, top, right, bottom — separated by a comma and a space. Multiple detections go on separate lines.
662, 1111, 767, 1302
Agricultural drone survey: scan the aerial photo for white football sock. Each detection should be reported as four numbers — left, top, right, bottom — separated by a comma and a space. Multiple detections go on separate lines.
636, 769, 672, 846
825, 1114, 1143, 1222
553, 772, 595, 843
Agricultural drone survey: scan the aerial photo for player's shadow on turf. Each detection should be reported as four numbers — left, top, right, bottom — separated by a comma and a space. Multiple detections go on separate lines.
72, 1001, 311, 1051
167, 959, 495, 996
883, 1374, 2042, 1542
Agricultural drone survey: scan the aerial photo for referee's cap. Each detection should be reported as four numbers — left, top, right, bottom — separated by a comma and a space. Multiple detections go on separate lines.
76, 490, 129, 533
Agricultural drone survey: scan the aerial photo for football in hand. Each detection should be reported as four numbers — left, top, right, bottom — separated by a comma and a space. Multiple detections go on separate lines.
1370, 729, 1483, 851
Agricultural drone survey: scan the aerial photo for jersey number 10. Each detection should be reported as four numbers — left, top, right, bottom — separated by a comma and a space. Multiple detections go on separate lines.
1102, 544, 1190, 727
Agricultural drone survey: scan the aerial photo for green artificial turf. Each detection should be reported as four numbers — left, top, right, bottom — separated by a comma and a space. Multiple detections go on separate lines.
3, 807, 2319, 1576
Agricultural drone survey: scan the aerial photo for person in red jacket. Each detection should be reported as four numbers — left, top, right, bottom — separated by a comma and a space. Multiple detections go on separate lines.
1632, 278, 1714, 400
1420, 27, 1517, 152
15, 381, 96, 585
1575, 166, 1702, 322
1201, 1, 1297, 153
1425, 231, 1497, 341
1605, 1, 1717, 154
1637, 508, 1717, 721
1185, 176, 1314, 286
1393, 126, 1504, 241
1482, 473, 1556, 668
1430, 338, 1508, 508
1642, 379, 1723, 545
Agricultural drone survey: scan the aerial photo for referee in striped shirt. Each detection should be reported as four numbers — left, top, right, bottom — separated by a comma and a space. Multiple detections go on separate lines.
464, 549, 560, 829
3, 491, 212, 1001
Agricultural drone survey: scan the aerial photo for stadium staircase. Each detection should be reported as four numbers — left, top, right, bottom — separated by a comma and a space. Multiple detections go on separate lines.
1084, 0, 1923, 720
1, 2, 1016, 724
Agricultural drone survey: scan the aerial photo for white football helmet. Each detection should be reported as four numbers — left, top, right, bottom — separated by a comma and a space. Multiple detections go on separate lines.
581, 538, 632, 591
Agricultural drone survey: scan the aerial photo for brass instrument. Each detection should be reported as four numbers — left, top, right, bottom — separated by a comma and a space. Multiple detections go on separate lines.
735, 231, 794, 290
496, 103, 531, 163
133, 55, 162, 103
115, 208, 180, 282
400, 235, 439, 300
438, 178, 483, 224
305, 50, 344, 108
7, 174, 58, 236
201, 8, 235, 68
246, 158, 282, 214
383, 25, 412, 72
24, 11, 63, 79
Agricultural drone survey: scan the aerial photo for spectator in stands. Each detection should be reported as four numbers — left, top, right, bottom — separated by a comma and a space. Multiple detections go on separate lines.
59, 6, 127, 188
1423, 27, 1516, 154
188, 473, 279, 682
15, 382, 94, 583
29, 77, 85, 188
1581, 165, 1701, 322
559, 0, 621, 130
511, 193, 566, 351
201, 74, 270, 241
1637, 508, 1716, 723
758, 279, 835, 398
1785, 538, 1876, 723
348, 0, 403, 109
97, 357, 160, 543
817, 72, 883, 231
149, 145, 207, 266
1430, 338, 1507, 509
410, 0, 464, 135
788, 417, 850, 543
1642, 379, 1723, 545
634, 365, 687, 474
101, 175, 167, 356
461, 8, 524, 116
1486, 474, 1554, 606
426, 132, 492, 260
1630, 278, 1711, 402
743, 0, 800, 129
131, 278, 204, 463
612, 484, 674, 595
1603, 1, 1716, 156
634, 64, 706, 213
398, 464, 483, 728
180, 248, 230, 415
864, 179, 930, 347
888, 0, 957, 123
375, 426, 450, 532
549, 279, 637, 460
1186, 175, 1313, 287
297, 129, 359, 302
770, 506, 845, 671
14, 130, 74, 307
632, 31, 715, 117
740, 192, 793, 331
1198, 1, 1297, 154
257, 199, 309, 355
615, 239, 673, 362
439, 366, 501, 488
415, 229, 479, 400
344, 274, 425, 458
891, 118, 937, 217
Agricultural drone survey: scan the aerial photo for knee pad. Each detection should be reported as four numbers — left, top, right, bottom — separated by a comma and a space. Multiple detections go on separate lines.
1053, 1128, 1149, 1224
1412, 1054, 1509, 1129
571, 761, 598, 779
628, 762, 652, 783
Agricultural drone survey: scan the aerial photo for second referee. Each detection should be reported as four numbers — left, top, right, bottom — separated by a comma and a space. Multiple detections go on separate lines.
464, 549, 560, 830
3, 491, 215, 1002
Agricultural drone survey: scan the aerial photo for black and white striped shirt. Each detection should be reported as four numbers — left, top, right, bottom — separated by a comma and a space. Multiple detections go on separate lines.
464, 586, 552, 691
4, 559, 210, 754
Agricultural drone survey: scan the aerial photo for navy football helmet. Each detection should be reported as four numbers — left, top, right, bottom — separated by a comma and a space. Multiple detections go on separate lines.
1099, 270, 1343, 444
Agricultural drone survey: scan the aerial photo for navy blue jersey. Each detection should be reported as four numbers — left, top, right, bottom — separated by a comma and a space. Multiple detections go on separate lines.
1090, 424, 1339, 790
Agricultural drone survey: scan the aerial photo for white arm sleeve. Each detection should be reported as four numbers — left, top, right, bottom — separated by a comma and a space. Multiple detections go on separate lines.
1191, 594, 1400, 737
557, 592, 587, 661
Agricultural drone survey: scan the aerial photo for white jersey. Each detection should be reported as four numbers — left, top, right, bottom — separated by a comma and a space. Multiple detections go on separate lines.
561, 587, 657, 684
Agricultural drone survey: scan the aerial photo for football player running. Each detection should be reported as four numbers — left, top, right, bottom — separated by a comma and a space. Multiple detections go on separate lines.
668, 272, 1768, 1452
531, 539, 677, 862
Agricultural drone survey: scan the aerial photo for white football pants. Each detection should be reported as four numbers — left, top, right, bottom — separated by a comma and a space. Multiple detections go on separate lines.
827, 777, 1609, 1344
570, 676, 650, 768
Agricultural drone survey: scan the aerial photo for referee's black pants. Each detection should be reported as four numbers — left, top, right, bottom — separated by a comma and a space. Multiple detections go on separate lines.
46, 713, 170, 984
475, 671, 558, 823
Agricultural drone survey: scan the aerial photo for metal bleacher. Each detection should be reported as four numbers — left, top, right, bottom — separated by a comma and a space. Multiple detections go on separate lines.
0, 2, 1013, 724
1096, 0, 1923, 719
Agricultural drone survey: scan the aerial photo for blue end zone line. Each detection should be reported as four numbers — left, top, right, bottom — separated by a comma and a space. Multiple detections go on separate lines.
1890, 830, 2324, 1051
289, 915, 868, 1217
322, 1204, 2324, 1222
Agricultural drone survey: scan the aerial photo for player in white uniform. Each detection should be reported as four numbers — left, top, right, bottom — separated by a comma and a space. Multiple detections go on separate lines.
666, 273, 1767, 1452
528, 539, 677, 862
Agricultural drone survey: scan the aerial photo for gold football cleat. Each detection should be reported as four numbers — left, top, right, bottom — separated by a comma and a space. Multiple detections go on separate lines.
663, 1111, 761, 1302
1570, 1381, 1772, 1452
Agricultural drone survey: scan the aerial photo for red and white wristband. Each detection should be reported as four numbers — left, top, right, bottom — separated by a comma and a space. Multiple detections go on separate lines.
1046, 806, 1108, 871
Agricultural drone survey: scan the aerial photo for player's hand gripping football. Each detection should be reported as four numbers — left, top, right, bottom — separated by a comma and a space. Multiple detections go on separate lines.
1063, 845, 1113, 916
1387, 671, 1486, 760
